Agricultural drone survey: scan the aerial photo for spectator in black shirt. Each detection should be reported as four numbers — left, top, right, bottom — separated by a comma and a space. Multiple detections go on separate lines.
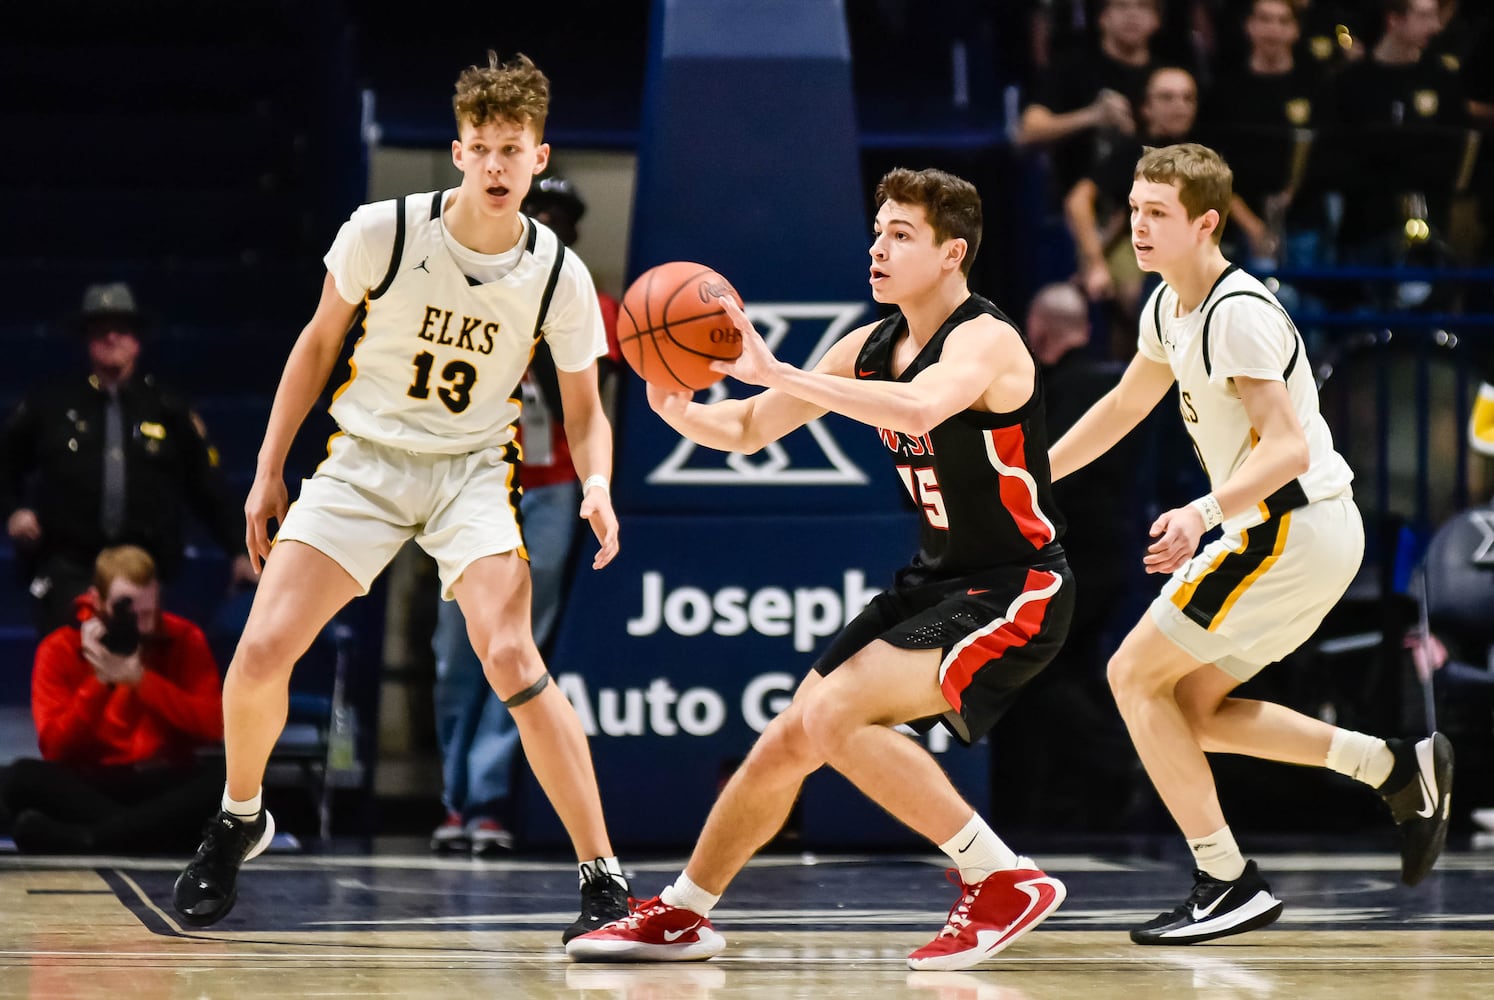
1025, 0, 1205, 74
1297, 1, 1374, 63
1204, 0, 1331, 267
0, 283, 254, 634
1018, 0, 1162, 199
1326, 0, 1469, 262
1215, 0, 1372, 72
1064, 66, 1197, 336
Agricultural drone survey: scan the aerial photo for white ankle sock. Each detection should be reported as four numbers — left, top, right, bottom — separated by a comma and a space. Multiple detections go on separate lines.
580, 856, 628, 890
939, 812, 1019, 884
1325, 729, 1394, 787
660, 872, 720, 916
1188, 826, 1246, 881
222, 787, 262, 821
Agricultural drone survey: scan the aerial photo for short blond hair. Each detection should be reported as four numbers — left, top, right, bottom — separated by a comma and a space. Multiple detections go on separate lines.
1134, 142, 1234, 244
93, 545, 157, 596
453, 51, 550, 139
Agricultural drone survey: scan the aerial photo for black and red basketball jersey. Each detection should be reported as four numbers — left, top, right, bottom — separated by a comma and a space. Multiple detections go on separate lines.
855, 294, 1065, 583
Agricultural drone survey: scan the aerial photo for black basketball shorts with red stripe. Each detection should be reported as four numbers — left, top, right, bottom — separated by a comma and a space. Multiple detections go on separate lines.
811, 554, 1074, 746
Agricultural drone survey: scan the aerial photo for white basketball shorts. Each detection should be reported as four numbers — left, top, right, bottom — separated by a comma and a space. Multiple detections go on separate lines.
1150, 496, 1364, 681
276, 433, 526, 598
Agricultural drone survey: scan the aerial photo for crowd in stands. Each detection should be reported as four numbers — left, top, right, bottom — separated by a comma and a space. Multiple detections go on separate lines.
1005, 0, 1492, 350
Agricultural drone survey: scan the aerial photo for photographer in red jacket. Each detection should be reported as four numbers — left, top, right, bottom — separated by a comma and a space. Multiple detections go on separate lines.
1, 545, 224, 853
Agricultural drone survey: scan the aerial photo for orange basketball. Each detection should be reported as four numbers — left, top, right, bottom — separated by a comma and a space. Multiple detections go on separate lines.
617, 261, 744, 391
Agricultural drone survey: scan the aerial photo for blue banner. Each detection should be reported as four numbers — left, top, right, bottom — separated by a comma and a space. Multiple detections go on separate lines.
521, 514, 991, 848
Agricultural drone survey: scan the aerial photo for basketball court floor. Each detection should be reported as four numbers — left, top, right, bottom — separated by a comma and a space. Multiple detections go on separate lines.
1, 844, 1491, 998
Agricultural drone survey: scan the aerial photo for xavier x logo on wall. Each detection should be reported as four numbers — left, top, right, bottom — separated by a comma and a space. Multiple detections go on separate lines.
647, 302, 872, 486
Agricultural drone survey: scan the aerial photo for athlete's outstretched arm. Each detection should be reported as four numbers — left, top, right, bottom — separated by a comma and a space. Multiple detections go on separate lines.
244, 273, 360, 570
713, 298, 1025, 436
557, 362, 619, 569
645, 324, 872, 454
1049, 350, 1174, 482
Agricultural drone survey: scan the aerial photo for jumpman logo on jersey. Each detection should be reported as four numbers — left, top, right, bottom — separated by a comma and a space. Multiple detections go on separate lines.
413, 257, 430, 273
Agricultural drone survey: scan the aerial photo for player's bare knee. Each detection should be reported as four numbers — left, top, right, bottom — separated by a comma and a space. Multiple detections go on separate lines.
796, 695, 859, 764
1106, 647, 1164, 709
476, 634, 542, 693
745, 708, 823, 776
228, 632, 301, 685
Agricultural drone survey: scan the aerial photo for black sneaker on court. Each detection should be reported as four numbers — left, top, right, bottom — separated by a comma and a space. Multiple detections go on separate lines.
1378, 733, 1454, 886
1130, 860, 1283, 945
562, 859, 631, 944
172, 809, 275, 927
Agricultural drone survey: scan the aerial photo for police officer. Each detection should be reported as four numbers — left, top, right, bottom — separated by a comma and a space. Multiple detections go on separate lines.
0, 282, 254, 634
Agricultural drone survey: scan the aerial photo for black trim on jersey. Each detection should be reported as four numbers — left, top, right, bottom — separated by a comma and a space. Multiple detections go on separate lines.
430, 190, 443, 220
1261, 478, 1309, 519
369, 195, 407, 301
532, 243, 567, 340
1200, 288, 1303, 381
524, 216, 538, 254
1177, 512, 1291, 630
1201, 263, 1240, 310
1151, 283, 1168, 349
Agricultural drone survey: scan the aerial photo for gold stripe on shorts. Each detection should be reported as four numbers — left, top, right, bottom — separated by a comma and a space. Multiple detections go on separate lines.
1171, 512, 1292, 632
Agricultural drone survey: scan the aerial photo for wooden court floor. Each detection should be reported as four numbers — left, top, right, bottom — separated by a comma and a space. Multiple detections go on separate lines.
1, 848, 1491, 998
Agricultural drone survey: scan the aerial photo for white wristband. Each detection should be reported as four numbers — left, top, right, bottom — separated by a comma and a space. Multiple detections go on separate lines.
1189, 493, 1224, 531
582, 474, 610, 495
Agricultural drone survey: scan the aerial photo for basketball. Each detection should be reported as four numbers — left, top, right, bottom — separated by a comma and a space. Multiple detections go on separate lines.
617, 261, 744, 391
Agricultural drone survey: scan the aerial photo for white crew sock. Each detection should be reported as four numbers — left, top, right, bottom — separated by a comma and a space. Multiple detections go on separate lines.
1325, 729, 1394, 787
222, 787, 262, 822
660, 872, 720, 916
939, 812, 1019, 884
1188, 826, 1246, 881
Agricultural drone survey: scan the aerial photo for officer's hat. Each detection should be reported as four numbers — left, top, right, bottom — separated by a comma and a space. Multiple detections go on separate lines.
71, 282, 146, 337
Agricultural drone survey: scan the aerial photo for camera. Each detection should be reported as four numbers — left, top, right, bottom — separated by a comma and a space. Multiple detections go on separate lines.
101, 596, 141, 656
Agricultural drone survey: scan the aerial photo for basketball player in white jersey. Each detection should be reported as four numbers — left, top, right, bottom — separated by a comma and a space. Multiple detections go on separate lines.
1050, 143, 1453, 944
172, 52, 631, 942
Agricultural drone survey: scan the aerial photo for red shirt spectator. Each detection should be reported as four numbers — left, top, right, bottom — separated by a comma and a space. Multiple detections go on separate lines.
33, 587, 222, 767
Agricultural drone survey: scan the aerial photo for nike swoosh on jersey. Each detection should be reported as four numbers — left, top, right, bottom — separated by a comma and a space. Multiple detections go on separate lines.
967, 588, 990, 595
857, 368, 877, 377
1191, 887, 1232, 921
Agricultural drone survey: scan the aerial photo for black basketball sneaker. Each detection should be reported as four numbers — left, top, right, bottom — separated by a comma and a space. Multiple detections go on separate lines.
1131, 860, 1284, 945
562, 859, 631, 944
173, 809, 275, 926
1378, 732, 1454, 886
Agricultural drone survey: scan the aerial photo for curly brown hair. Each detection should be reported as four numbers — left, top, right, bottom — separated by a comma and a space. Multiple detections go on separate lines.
453, 51, 550, 138
875, 168, 983, 276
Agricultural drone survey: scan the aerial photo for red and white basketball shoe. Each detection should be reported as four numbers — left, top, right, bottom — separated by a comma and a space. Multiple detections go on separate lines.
907, 860, 1066, 971
566, 895, 726, 962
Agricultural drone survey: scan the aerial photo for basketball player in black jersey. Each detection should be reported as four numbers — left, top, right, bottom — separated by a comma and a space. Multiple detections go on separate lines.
567, 168, 1074, 972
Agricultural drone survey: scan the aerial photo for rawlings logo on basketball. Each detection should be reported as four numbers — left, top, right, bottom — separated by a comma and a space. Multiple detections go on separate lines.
696, 278, 737, 303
